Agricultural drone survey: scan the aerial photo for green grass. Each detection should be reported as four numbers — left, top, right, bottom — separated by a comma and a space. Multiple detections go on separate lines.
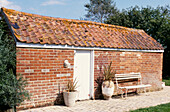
163, 78, 170, 86
130, 103, 170, 112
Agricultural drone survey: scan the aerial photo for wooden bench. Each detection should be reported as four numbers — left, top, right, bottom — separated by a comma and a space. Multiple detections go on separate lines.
115, 72, 151, 98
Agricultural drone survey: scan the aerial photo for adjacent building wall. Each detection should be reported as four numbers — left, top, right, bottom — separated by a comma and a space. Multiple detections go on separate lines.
16, 48, 74, 109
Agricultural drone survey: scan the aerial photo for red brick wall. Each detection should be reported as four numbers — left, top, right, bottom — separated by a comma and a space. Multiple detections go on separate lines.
16, 48, 74, 109
94, 51, 163, 98
16, 48, 163, 109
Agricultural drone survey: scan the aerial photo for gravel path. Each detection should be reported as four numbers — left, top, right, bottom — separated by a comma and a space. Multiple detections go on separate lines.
19, 86, 170, 112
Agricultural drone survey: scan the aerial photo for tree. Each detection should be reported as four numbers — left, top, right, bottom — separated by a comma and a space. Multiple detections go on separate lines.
0, 17, 29, 111
84, 0, 118, 23
106, 5, 170, 78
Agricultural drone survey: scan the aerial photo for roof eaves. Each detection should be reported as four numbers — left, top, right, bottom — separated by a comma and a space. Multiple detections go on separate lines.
16, 41, 164, 53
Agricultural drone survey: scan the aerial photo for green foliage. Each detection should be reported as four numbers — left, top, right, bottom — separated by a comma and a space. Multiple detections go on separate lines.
103, 62, 116, 80
130, 103, 170, 112
163, 79, 170, 86
106, 6, 170, 43
84, 0, 118, 23
0, 17, 29, 110
0, 72, 30, 110
0, 17, 16, 73
66, 79, 78, 92
106, 5, 170, 78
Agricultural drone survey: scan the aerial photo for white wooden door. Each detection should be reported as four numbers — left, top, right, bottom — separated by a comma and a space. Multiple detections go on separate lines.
74, 50, 91, 100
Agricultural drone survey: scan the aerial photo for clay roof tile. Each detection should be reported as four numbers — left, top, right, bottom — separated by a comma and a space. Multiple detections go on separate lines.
1, 7, 164, 50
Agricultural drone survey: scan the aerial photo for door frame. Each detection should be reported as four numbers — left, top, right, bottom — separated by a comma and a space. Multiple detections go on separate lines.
73, 50, 94, 99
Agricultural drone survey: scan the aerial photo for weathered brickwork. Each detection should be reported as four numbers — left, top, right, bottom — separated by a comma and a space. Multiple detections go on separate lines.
94, 51, 163, 98
16, 48, 74, 109
16, 48, 163, 109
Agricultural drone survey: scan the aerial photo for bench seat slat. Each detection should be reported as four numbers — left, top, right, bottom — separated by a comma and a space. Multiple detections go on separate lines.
115, 73, 140, 75
115, 74, 136, 75
119, 84, 151, 89
115, 76, 141, 78
116, 77, 141, 80
115, 75, 141, 78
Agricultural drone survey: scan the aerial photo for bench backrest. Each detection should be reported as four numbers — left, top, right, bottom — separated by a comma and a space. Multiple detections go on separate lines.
115, 72, 142, 89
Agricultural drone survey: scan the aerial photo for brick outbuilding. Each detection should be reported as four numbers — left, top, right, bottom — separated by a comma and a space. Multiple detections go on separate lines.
1, 8, 164, 109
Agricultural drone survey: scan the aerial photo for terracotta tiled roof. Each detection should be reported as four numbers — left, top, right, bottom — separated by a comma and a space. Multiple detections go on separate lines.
1, 7, 163, 50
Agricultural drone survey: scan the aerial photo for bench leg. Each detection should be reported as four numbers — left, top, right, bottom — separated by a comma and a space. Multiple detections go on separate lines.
144, 88, 146, 93
125, 89, 128, 98
121, 93, 123, 98
136, 88, 139, 94
144, 87, 151, 96
148, 87, 150, 92
121, 89, 124, 98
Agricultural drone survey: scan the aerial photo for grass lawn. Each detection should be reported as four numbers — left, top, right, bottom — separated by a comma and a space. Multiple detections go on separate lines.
163, 78, 170, 86
130, 103, 170, 112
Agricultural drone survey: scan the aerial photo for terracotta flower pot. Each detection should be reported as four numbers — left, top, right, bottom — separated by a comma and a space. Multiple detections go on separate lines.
102, 80, 114, 100
63, 91, 77, 107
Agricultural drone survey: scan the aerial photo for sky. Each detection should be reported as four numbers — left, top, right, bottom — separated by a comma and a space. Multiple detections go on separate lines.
0, 0, 169, 19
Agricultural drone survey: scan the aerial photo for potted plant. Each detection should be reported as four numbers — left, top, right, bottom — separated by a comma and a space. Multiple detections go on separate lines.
102, 62, 116, 100
63, 79, 78, 107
